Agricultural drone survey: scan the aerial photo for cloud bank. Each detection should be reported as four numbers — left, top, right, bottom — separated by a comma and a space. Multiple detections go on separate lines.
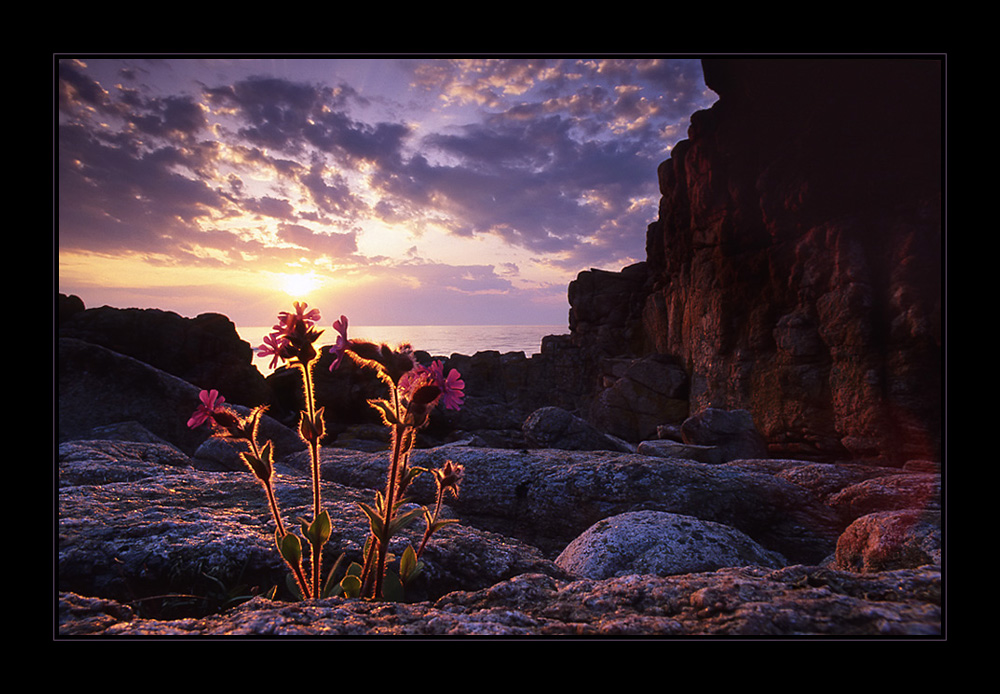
56, 56, 717, 326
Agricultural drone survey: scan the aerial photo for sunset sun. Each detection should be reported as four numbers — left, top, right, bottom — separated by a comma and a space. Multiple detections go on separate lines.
280, 272, 322, 297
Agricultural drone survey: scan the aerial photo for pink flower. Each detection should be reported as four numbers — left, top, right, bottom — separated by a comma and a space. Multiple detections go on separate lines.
399, 363, 435, 398
275, 302, 321, 336
431, 360, 465, 410
187, 389, 226, 429
401, 360, 465, 411
329, 314, 349, 371
257, 332, 287, 370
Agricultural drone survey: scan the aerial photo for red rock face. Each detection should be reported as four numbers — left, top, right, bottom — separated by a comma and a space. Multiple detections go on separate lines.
642, 58, 942, 465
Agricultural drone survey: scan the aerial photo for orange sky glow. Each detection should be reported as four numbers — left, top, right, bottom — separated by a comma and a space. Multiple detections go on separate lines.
56, 56, 718, 329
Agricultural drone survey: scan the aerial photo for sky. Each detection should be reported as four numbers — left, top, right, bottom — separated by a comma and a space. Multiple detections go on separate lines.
56, 56, 718, 329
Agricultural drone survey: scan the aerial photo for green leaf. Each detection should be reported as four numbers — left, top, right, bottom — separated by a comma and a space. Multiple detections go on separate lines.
285, 572, 304, 601
321, 552, 347, 599
340, 574, 362, 599
399, 544, 423, 584
367, 398, 399, 427
302, 510, 332, 547
277, 532, 302, 565
358, 502, 385, 539
381, 570, 404, 602
298, 411, 318, 442
240, 450, 271, 481
312, 406, 326, 439
430, 518, 460, 533
388, 505, 425, 536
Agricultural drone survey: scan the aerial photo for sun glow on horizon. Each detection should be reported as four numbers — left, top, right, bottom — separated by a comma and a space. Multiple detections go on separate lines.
279, 272, 324, 298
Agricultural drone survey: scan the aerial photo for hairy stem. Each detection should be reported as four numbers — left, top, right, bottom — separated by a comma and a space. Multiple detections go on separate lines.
416, 489, 444, 559
300, 359, 323, 599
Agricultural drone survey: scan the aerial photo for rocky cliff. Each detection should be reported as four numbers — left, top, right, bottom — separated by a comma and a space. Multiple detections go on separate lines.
588, 58, 943, 466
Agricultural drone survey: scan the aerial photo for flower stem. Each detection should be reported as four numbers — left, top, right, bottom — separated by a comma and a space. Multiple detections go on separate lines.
299, 359, 324, 599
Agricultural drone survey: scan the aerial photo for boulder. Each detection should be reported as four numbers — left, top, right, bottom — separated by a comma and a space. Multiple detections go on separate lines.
555, 510, 786, 579
636, 439, 723, 464
58, 337, 304, 459
680, 407, 769, 462
589, 354, 689, 442
568, 262, 649, 356
58, 298, 269, 408
834, 510, 942, 573
60, 565, 942, 636
312, 445, 846, 564
522, 406, 629, 452
56, 439, 942, 636
57, 440, 570, 610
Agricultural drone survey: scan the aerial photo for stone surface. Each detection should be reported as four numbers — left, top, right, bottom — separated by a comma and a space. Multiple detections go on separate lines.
522, 406, 629, 452
639, 58, 942, 465
59, 299, 269, 408
636, 439, 723, 464
555, 511, 786, 579
589, 354, 689, 442
834, 510, 942, 573
680, 407, 769, 463
59, 564, 942, 636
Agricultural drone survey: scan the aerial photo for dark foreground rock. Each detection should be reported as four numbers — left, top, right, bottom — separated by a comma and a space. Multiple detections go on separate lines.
57, 437, 942, 638
60, 564, 940, 636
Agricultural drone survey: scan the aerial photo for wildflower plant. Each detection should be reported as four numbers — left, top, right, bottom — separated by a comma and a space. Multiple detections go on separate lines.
327, 314, 465, 600
186, 303, 465, 602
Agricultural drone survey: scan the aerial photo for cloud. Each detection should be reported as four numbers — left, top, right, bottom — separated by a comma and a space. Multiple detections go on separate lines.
57, 57, 717, 324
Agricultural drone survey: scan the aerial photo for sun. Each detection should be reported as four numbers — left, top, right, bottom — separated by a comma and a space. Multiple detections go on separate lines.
280, 272, 322, 298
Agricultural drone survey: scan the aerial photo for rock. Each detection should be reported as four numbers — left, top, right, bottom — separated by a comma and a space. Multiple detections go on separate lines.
58, 337, 305, 459
59, 564, 942, 636
56, 437, 942, 636
680, 407, 769, 462
81, 421, 175, 447
59, 337, 215, 456
323, 446, 847, 564
58, 298, 269, 408
555, 510, 786, 579
834, 510, 942, 573
637, 439, 723, 464
58, 440, 192, 488
639, 59, 942, 465
568, 262, 649, 356
589, 354, 689, 442
827, 471, 941, 525
57, 440, 570, 610
522, 406, 628, 452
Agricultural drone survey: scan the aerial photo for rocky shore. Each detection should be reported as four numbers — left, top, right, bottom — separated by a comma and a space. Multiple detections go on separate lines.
56, 58, 943, 638
56, 297, 941, 637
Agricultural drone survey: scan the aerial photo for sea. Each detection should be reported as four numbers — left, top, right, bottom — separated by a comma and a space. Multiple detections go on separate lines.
238, 324, 567, 374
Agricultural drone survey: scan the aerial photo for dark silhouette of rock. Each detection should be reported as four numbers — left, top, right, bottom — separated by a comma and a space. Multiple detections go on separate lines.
639, 58, 942, 465
522, 406, 629, 452
58, 296, 270, 408
589, 354, 689, 442
680, 407, 769, 463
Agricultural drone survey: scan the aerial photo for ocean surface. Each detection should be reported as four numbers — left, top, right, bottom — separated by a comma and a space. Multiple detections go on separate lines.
238, 324, 567, 374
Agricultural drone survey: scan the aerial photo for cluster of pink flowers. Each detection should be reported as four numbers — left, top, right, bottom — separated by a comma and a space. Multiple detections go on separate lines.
257, 301, 324, 368
190, 306, 465, 433
325, 313, 464, 412
185, 303, 467, 602
399, 360, 465, 411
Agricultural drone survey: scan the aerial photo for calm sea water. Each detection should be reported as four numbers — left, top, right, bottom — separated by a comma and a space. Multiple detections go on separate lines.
239, 324, 567, 374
